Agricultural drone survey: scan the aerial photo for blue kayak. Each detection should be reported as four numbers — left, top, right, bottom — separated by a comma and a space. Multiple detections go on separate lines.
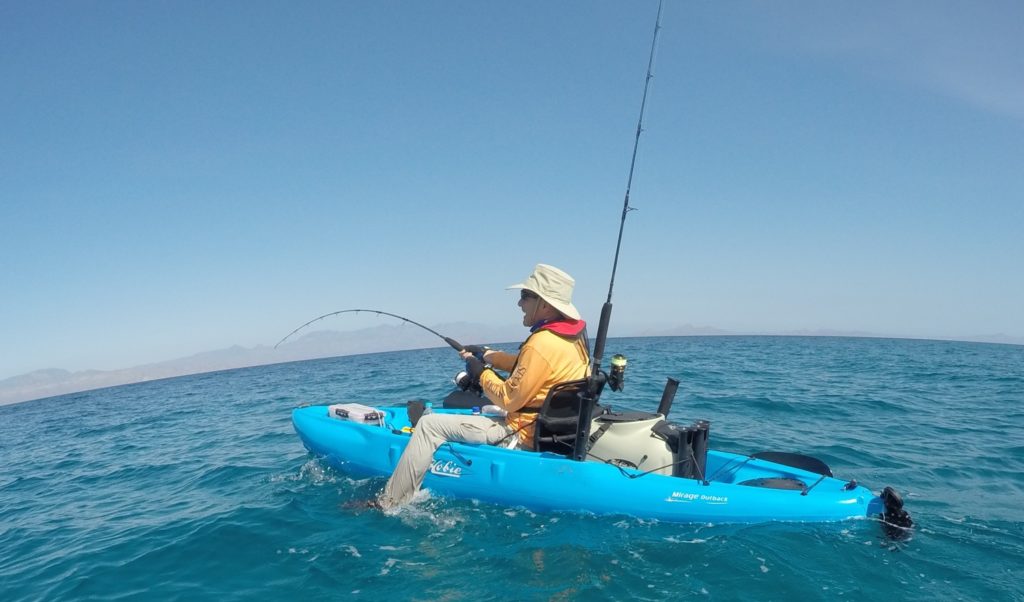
293, 404, 892, 524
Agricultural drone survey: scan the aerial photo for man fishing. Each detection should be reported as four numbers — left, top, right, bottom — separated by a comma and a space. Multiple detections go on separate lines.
376, 263, 590, 509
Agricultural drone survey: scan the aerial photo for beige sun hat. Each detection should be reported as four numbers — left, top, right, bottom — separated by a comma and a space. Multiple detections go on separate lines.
506, 264, 581, 321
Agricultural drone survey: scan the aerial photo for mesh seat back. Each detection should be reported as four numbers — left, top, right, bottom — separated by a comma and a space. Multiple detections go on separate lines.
534, 379, 605, 453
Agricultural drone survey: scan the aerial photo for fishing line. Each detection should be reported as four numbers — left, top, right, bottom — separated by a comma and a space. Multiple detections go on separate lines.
605, 0, 663, 307
274, 308, 464, 351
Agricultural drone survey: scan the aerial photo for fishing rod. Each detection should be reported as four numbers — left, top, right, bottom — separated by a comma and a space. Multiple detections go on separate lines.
274, 309, 465, 352
573, 0, 663, 461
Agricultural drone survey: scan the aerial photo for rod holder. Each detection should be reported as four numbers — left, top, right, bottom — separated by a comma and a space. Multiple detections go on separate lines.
656, 377, 679, 418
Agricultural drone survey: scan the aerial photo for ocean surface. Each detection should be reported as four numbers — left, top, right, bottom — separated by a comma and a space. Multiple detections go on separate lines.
2, 336, 1022, 601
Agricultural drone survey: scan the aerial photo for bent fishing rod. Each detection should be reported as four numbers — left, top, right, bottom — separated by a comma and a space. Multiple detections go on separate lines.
274, 309, 465, 352
573, 0, 663, 461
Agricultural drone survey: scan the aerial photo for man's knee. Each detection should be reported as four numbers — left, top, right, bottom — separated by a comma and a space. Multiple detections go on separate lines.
416, 413, 445, 436
417, 413, 495, 442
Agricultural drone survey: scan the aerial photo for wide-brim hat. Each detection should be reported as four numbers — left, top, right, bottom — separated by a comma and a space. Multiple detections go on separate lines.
506, 264, 581, 321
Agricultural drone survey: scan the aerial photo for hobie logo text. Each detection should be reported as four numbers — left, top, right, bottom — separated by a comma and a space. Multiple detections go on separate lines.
429, 460, 463, 478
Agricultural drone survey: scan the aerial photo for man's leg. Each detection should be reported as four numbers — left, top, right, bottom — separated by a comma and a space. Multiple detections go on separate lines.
377, 413, 510, 508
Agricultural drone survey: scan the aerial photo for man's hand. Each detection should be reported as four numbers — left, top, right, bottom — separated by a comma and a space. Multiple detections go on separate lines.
465, 355, 488, 382
462, 345, 489, 361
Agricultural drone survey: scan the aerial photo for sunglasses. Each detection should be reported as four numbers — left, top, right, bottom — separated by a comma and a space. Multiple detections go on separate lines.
520, 290, 539, 301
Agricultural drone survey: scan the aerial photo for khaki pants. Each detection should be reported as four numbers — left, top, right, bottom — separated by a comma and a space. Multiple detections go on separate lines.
378, 413, 513, 508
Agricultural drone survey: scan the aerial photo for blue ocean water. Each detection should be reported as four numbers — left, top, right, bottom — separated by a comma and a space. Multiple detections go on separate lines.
2, 336, 1022, 600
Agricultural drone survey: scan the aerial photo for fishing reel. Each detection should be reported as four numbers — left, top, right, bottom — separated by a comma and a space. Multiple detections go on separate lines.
453, 370, 483, 395
607, 354, 627, 392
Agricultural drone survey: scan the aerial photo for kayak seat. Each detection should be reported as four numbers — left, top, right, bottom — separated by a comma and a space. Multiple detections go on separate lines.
533, 379, 607, 455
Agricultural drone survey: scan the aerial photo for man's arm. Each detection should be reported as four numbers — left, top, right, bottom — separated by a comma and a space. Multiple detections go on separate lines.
479, 345, 550, 413
484, 350, 517, 372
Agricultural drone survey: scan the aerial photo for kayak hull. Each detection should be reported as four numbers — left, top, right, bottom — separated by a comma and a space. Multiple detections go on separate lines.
293, 405, 884, 523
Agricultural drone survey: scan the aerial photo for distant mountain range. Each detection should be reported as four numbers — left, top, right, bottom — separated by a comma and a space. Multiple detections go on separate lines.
0, 322, 520, 406
2, 323, 1020, 406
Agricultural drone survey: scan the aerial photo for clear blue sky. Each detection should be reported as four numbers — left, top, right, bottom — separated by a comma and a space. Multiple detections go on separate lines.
2, 1, 1022, 380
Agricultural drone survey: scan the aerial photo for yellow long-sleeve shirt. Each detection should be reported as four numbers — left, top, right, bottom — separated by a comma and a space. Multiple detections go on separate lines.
479, 328, 589, 448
